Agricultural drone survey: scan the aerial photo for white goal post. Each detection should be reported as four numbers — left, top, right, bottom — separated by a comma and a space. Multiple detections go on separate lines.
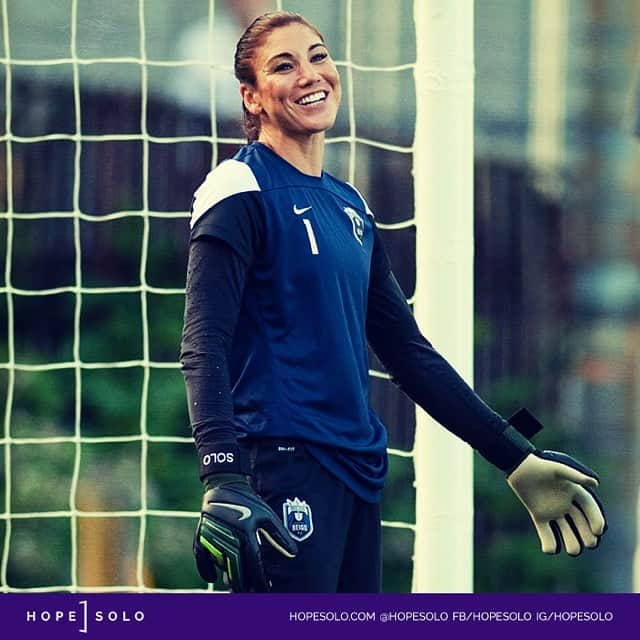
412, 0, 474, 592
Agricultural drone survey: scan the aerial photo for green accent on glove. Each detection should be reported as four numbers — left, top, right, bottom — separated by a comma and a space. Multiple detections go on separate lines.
199, 536, 224, 566
199, 516, 244, 588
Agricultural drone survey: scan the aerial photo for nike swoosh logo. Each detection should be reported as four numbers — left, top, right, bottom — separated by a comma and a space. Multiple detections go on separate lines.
293, 204, 312, 215
207, 502, 252, 521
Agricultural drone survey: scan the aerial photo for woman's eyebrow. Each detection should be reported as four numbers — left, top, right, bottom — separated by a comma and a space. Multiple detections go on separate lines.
266, 42, 326, 65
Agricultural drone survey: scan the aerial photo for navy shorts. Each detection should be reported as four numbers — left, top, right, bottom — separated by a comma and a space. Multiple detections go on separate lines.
246, 439, 382, 593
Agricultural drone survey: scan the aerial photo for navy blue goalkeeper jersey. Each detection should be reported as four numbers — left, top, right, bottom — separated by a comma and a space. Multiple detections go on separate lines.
190, 142, 388, 501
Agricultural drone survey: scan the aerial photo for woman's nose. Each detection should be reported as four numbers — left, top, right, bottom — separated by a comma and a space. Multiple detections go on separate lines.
297, 62, 322, 85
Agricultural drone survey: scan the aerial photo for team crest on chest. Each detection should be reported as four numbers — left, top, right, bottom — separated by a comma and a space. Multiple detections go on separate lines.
282, 497, 314, 541
343, 207, 364, 245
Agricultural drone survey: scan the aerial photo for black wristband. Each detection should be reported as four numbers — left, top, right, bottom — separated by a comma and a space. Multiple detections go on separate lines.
198, 443, 252, 480
507, 407, 544, 439
476, 423, 535, 474
477, 407, 546, 473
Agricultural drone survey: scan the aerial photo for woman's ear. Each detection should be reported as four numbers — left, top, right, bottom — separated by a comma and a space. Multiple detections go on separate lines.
240, 84, 262, 116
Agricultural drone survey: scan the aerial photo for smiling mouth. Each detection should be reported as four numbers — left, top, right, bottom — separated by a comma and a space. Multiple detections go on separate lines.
295, 91, 328, 106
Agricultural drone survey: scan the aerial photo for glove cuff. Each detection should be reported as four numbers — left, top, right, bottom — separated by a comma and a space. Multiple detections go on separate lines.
198, 442, 252, 481
203, 472, 250, 492
477, 408, 545, 474
477, 421, 535, 474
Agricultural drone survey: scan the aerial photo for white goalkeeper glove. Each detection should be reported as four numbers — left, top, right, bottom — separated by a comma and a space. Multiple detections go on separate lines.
507, 450, 607, 556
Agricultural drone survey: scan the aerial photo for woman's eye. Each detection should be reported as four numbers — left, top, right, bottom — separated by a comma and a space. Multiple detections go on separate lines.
274, 62, 293, 72
311, 52, 328, 63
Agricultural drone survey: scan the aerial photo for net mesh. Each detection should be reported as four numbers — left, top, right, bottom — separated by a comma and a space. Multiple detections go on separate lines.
0, 0, 417, 592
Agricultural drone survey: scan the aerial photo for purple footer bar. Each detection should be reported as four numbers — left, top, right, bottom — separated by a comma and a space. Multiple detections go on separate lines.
0, 592, 637, 640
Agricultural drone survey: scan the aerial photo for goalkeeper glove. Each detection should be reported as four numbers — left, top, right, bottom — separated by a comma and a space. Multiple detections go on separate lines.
193, 473, 298, 592
507, 449, 607, 556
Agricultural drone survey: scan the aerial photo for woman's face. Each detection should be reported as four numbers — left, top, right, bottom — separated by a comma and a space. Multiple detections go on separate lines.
242, 22, 342, 141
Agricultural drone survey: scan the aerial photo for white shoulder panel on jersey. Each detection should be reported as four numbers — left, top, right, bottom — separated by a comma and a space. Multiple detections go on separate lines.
346, 182, 375, 218
191, 160, 261, 228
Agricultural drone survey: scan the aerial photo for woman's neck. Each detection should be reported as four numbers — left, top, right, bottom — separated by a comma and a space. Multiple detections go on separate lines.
257, 130, 325, 177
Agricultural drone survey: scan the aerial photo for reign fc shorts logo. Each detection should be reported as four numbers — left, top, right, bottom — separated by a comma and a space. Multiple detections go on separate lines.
282, 497, 314, 541
343, 207, 364, 244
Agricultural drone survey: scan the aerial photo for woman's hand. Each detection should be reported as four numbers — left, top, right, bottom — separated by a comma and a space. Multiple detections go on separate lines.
507, 450, 607, 556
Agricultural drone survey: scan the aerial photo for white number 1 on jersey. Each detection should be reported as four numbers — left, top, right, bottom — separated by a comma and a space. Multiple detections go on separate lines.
302, 219, 320, 255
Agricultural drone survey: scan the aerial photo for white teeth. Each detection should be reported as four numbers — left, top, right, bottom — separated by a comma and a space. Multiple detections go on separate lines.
297, 91, 326, 105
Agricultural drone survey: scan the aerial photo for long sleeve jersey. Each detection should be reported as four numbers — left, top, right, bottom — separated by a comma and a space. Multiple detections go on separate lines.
181, 142, 531, 503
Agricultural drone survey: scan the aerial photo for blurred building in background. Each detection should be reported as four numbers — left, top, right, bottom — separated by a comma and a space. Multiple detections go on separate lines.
474, 0, 640, 591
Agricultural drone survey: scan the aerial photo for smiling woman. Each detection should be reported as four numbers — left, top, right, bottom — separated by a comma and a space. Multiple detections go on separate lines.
180, 11, 607, 594
235, 15, 341, 175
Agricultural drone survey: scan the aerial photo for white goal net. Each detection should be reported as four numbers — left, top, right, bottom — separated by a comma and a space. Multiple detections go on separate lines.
1, 0, 473, 593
